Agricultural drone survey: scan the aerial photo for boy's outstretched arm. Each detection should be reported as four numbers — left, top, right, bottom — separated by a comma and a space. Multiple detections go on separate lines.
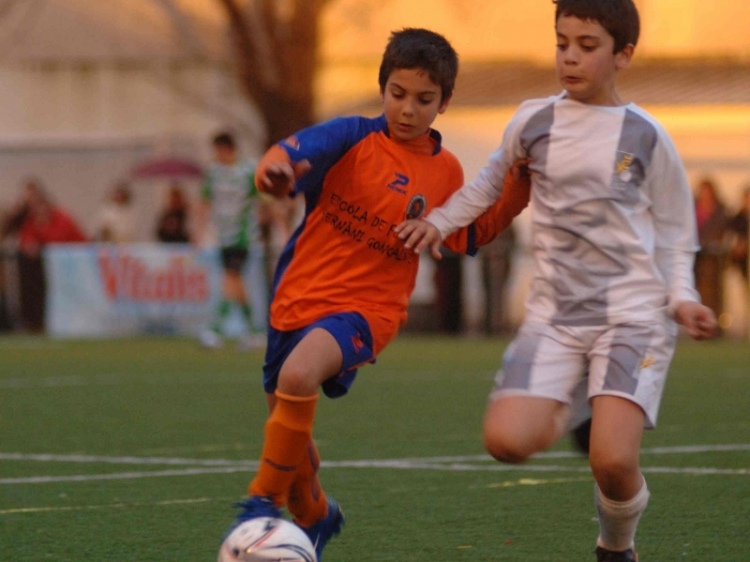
463, 158, 531, 248
395, 159, 531, 258
673, 301, 719, 340
255, 144, 311, 197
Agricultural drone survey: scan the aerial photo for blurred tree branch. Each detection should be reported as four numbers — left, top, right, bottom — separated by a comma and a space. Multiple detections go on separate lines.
216, 0, 334, 147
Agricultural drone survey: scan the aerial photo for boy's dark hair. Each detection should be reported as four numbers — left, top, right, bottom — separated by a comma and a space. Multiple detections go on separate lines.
553, 0, 640, 52
378, 28, 458, 101
212, 132, 236, 149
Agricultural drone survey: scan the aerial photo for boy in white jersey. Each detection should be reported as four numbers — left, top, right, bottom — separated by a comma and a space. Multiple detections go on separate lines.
396, 1, 717, 560
198, 132, 268, 350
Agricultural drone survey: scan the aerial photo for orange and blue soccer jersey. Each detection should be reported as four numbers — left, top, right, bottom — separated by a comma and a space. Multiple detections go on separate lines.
258, 114, 528, 355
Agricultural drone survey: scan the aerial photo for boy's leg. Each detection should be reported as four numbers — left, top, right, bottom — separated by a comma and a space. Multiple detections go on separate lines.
237, 289, 266, 350
589, 395, 649, 555
211, 297, 232, 333
269, 327, 349, 559
287, 440, 328, 527
249, 328, 343, 505
264, 392, 328, 527
242, 314, 371, 557
211, 269, 236, 332
585, 319, 675, 557
200, 289, 230, 348
201, 265, 237, 348
248, 391, 319, 507
484, 321, 589, 462
225, 270, 247, 308
224, 269, 252, 323
483, 395, 570, 462
287, 438, 345, 562
236, 261, 268, 350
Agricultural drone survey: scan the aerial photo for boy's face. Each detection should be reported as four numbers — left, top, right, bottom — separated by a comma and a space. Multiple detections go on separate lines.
555, 15, 633, 106
380, 68, 450, 143
214, 144, 237, 165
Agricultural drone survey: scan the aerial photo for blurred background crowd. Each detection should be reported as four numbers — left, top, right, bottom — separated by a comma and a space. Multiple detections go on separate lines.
0, 0, 748, 339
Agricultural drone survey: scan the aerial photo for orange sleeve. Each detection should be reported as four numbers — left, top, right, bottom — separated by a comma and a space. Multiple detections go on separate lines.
443, 164, 530, 255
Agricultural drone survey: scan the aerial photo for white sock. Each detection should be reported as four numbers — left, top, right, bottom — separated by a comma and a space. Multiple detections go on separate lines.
595, 478, 650, 552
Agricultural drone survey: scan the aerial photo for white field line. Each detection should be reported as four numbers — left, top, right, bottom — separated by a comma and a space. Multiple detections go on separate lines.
0, 375, 123, 388
0, 497, 213, 515
0, 444, 748, 484
0, 373, 241, 388
2, 443, 749, 466
0, 453, 247, 466
1, 463, 748, 485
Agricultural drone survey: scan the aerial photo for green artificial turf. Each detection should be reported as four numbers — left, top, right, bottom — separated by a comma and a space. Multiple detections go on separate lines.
1, 335, 747, 561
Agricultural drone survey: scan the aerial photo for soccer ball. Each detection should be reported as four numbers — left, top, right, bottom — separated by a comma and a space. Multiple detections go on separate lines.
217, 517, 317, 562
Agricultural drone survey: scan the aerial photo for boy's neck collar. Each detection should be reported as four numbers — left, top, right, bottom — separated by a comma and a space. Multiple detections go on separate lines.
559, 91, 628, 108
383, 122, 442, 156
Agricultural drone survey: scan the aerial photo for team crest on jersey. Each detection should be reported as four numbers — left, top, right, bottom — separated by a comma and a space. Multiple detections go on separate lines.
405, 194, 427, 219
615, 152, 634, 182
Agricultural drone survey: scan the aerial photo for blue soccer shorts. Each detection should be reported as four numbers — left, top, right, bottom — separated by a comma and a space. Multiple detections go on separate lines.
263, 311, 376, 398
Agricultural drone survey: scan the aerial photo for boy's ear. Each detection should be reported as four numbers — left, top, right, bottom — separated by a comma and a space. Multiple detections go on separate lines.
615, 43, 635, 71
438, 94, 452, 114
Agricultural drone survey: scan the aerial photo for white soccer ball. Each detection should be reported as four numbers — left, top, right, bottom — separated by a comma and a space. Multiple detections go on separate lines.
217, 517, 317, 562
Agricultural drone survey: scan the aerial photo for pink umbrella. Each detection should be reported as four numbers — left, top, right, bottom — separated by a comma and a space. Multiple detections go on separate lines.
131, 157, 204, 180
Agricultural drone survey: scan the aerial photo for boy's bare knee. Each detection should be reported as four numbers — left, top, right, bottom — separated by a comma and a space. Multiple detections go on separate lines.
278, 366, 315, 396
590, 452, 640, 496
483, 430, 533, 464
487, 446, 530, 464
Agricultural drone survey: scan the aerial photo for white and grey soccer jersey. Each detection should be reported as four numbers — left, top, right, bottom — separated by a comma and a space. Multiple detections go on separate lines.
428, 94, 700, 326
202, 159, 262, 250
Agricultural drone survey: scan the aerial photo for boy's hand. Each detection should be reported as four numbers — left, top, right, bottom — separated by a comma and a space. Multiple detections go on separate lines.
258, 159, 311, 197
674, 301, 719, 340
509, 157, 531, 183
394, 219, 443, 260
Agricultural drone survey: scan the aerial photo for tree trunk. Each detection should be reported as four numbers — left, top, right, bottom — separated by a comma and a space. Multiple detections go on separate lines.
216, 0, 332, 147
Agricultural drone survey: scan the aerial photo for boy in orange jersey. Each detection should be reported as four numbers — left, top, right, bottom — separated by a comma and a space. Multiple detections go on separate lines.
227, 28, 530, 560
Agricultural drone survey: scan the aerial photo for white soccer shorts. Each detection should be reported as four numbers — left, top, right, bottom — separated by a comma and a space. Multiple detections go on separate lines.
490, 320, 678, 428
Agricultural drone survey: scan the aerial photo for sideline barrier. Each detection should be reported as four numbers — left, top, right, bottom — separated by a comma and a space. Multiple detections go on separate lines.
44, 243, 264, 338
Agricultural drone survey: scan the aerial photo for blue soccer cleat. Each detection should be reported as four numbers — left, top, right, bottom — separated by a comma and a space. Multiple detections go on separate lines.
297, 498, 345, 561
227, 495, 281, 534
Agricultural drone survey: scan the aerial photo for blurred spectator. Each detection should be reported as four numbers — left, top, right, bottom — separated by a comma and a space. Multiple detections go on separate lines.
481, 225, 516, 335
693, 177, 729, 319
1, 179, 87, 333
197, 131, 267, 349
95, 182, 136, 243
727, 185, 750, 281
0, 205, 12, 331
156, 183, 191, 243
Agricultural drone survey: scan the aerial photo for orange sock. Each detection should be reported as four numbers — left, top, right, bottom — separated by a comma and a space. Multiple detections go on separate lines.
288, 440, 329, 527
248, 391, 318, 507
